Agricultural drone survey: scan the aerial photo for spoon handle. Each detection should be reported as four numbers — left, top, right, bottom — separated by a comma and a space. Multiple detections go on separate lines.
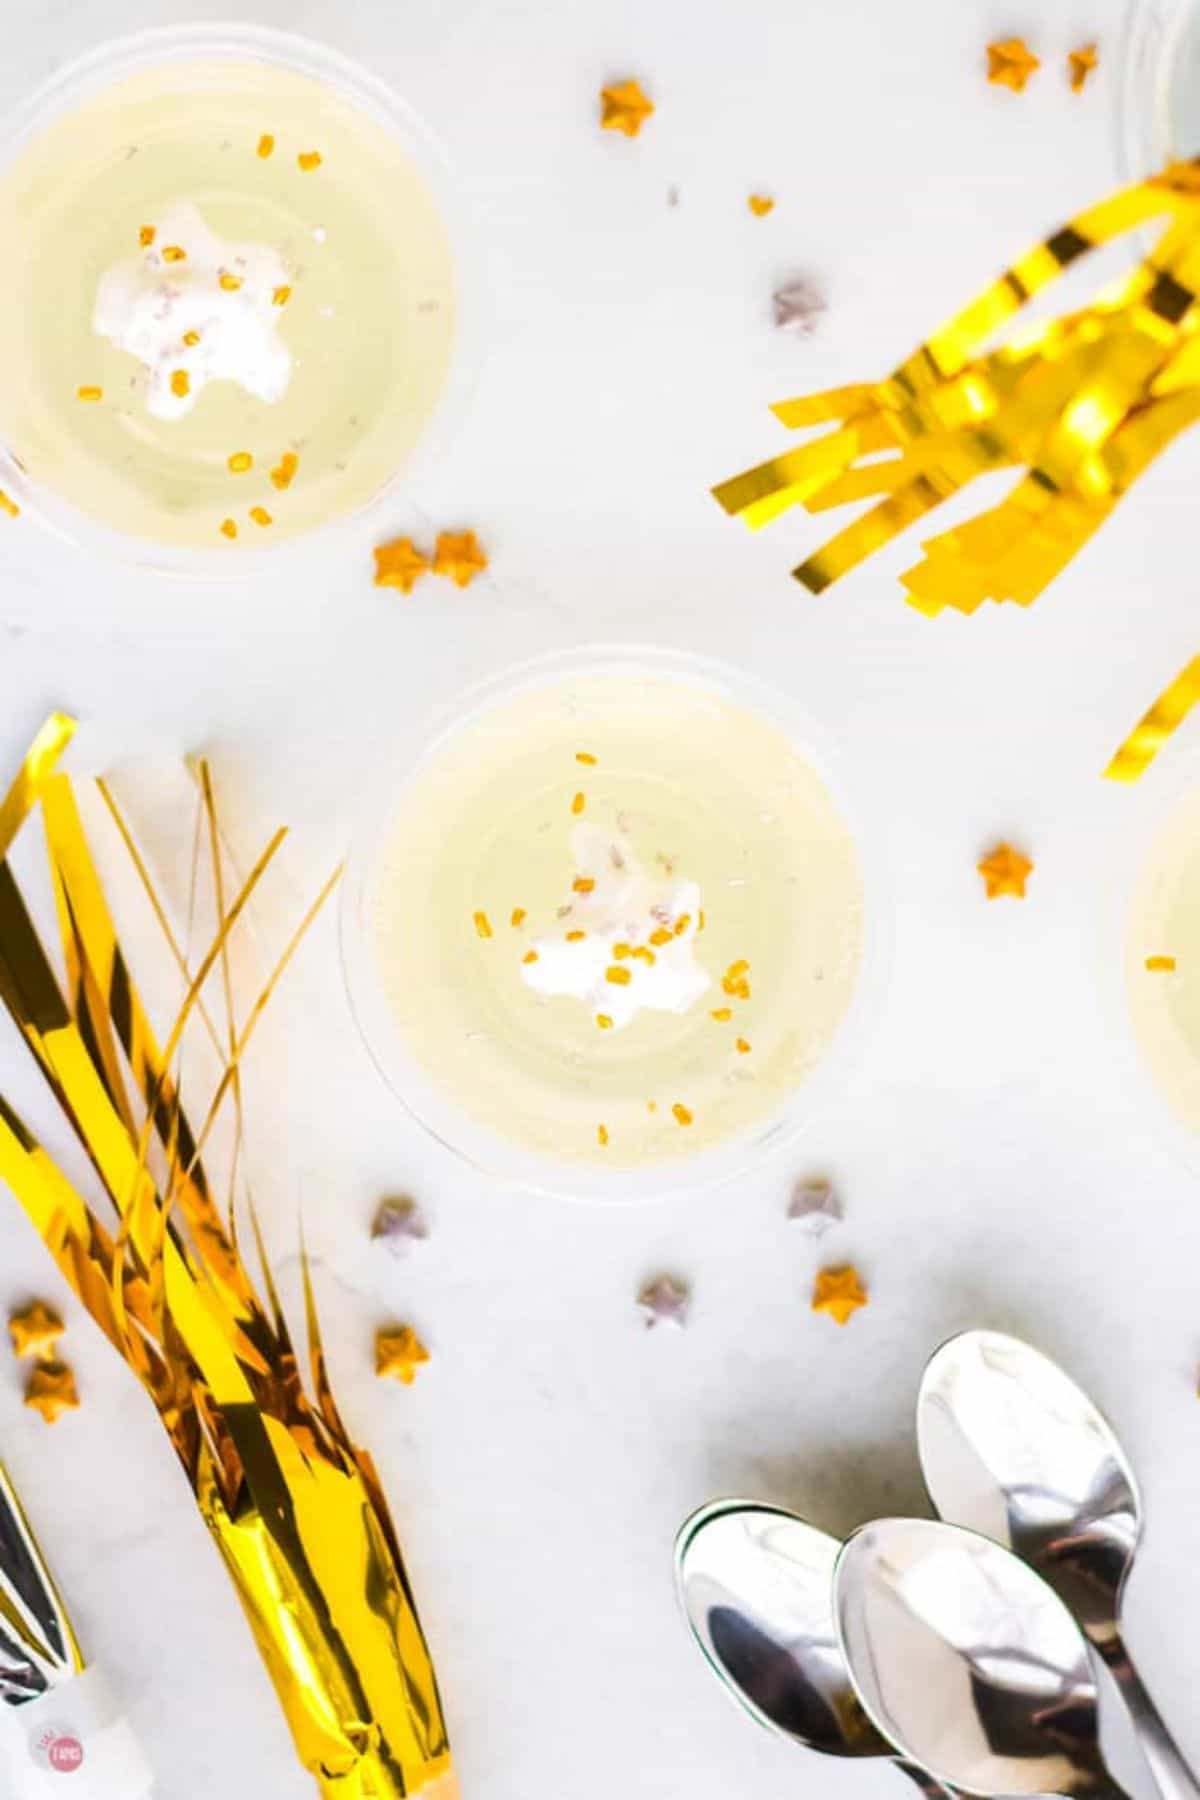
895, 1758, 961, 1800
1105, 1632, 1200, 1800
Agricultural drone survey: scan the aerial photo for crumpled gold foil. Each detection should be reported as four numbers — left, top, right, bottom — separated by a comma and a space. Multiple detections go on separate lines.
0, 719, 455, 1800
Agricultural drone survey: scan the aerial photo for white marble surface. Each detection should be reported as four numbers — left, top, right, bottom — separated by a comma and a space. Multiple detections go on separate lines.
1, 0, 1200, 1795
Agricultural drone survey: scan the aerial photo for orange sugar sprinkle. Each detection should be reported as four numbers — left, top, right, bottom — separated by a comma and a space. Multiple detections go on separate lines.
219, 518, 238, 539
227, 451, 253, 473
612, 942, 633, 959
183, 329, 201, 346
219, 270, 244, 291
170, 369, 190, 398
161, 245, 186, 262
573, 877, 596, 894
571, 791, 586, 816
139, 224, 156, 247
249, 505, 273, 527
270, 451, 299, 491
510, 907, 527, 927
710, 1007, 733, 1022
523, 949, 539, 964
597, 1124, 610, 1147
473, 910, 493, 940
257, 133, 275, 158
273, 284, 292, 306
727, 959, 750, 977
0, 490, 19, 519
566, 929, 587, 943
674, 913, 692, 936
77, 385, 103, 403
596, 1014, 614, 1030
606, 966, 632, 986
298, 150, 323, 171
735, 1037, 751, 1055
1146, 955, 1177, 971
576, 751, 597, 765
631, 946, 656, 965
672, 1103, 694, 1128
650, 927, 672, 947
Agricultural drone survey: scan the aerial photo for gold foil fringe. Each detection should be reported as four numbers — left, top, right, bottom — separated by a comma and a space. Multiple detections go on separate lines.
0, 719, 455, 1800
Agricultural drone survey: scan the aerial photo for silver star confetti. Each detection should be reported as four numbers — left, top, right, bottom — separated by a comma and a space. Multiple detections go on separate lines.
787, 1176, 843, 1237
637, 1274, 691, 1330
772, 276, 826, 336
370, 1196, 429, 1258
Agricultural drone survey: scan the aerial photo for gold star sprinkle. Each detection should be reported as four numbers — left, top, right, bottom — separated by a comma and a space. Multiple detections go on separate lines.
597, 1123, 610, 1146
987, 37, 1040, 92
672, 1102, 693, 1128
977, 842, 1033, 899
432, 528, 488, 587
270, 451, 299, 491
170, 369, 190, 398
473, 910, 493, 940
227, 451, 253, 473
375, 1326, 429, 1385
219, 271, 243, 292
373, 536, 429, 594
298, 150, 323, 172
139, 224, 156, 247
24, 1361, 79, 1422
812, 1264, 868, 1326
248, 505, 273, 528
600, 78, 654, 137
8, 1300, 64, 1360
257, 133, 275, 159
748, 194, 775, 217
571, 791, 586, 816
273, 284, 292, 306
220, 518, 238, 540
161, 245, 187, 263
511, 907, 527, 927
183, 329, 201, 346
1068, 43, 1098, 92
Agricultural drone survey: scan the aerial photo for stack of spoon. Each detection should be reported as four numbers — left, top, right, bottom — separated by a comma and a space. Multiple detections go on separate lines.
675, 1329, 1197, 1800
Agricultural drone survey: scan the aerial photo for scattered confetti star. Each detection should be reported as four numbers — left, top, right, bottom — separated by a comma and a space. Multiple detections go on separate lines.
8, 1300, 64, 1361
772, 276, 826, 336
637, 1275, 690, 1330
600, 78, 654, 137
987, 37, 1041, 92
977, 842, 1033, 899
373, 536, 429, 594
811, 1264, 868, 1326
371, 1197, 429, 1258
748, 193, 775, 217
432, 529, 488, 588
1068, 43, 1098, 92
376, 1325, 430, 1385
1146, 954, 1177, 972
24, 1361, 79, 1423
788, 1176, 844, 1237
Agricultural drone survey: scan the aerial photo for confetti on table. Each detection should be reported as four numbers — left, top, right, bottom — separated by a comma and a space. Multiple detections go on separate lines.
257, 133, 275, 159
672, 1102, 694, 1128
139, 224, 156, 246
1068, 44, 1098, 92
273, 284, 292, 306
373, 536, 429, 594
375, 1326, 430, 1385
600, 78, 654, 137
1146, 955, 1177, 971
249, 506, 273, 528
811, 1264, 868, 1326
987, 37, 1040, 92
227, 451, 253, 473
772, 276, 826, 335
432, 529, 488, 588
473, 910, 493, 940
370, 1197, 429, 1258
298, 150, 323, 172
637, 1275, 690, 1330
76, 386, 103, 403
788, 1176, 844, 1236
220, 518, 238, 540
270, 451, 299, 491
977, 843, 1033, 899
24, 1361, 79, 1423
748, 194, 775, 218
8, 1300, 64, 1361
171, 369, 190, 398
161, 245, 186, 263
597, 1123, 610, 1147
571, 791, 586, 816
0, 491, 19, 519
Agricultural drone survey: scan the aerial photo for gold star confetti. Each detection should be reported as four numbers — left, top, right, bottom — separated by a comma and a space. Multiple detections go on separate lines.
298, 150, 323, 172
431, 529, 488, 588
672, 1102, 693, 1128
812, 1264, 868, 1326
1068, 43, 1098, 92
24, 1361, 79, 1423
987, 37, 1040, 92
170, 369, 190, 398
219, 271, 243, 292
248, 506, 273, 528
183, 329, 201, 346
270, 451, 299, 491
600, 78, 654, 137
8, 1300, 64, 1360
1146, 955, 1177, 971
273, 284, 292, 306
220, 518, 238, 540
373, 536, 429, 594
227, 450, 253, 473
748, 194, 775, 217
977, 843, 1033, 899
139, 224, 156, 247
375, 1326, 430, 1385
161, 244, 186, 263
257, 132, 275, 159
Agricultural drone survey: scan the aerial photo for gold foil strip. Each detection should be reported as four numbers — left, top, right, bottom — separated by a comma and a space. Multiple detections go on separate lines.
1104, 656, 1200, 781
0, 723, 455, 1799
715, 162, 1200, 618
0, 1461, 83, 1705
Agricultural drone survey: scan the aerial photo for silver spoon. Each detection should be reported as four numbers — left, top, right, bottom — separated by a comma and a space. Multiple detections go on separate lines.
674, 1499, 957, 1799
917, 1330, 1199, 1800
835, 1516, 1130, 1800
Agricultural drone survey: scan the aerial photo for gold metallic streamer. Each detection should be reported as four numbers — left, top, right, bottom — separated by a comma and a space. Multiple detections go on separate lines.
1104, 656, 1200, 781
0, 723, 456, 1800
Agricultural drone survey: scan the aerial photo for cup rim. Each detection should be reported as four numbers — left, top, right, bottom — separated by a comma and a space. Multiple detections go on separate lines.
339, 642, 893, 1205
0, 20, 482, 575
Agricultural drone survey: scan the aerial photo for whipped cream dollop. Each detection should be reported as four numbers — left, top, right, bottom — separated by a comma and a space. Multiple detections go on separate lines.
520, 823, 711, 1028
93, 200, 292, 420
